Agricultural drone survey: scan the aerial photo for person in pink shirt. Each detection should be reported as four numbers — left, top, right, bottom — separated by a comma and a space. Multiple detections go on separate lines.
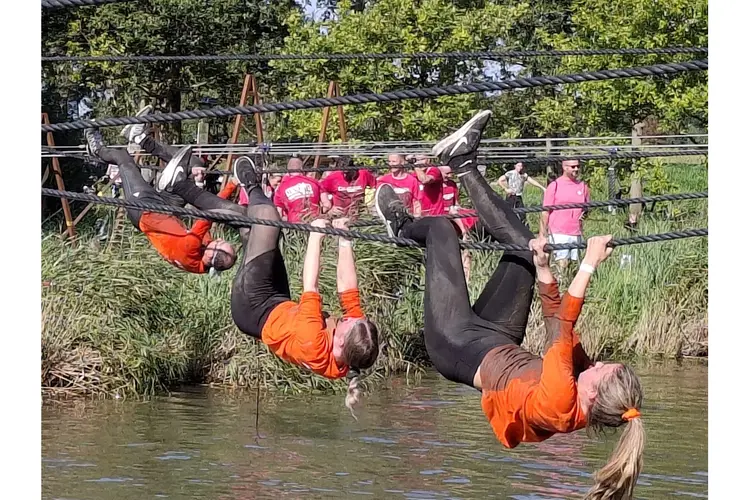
320, 156, 377, 218
540, 159, 590, 268
411, 154, 444, 217
377, 154, 422, 216
272, 158, 329, 223
239, 172, 282, 206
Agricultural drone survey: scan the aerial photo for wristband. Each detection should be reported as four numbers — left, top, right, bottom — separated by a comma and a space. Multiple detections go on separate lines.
580, 263, 596, 275
339, 239, 353, 248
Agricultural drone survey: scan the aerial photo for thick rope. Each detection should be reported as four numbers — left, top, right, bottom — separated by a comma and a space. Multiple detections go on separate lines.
349, 191, 708, 227
42, 47, 709, 63
45, 148, 709, 172
41, 188, 707, 251
41, 60, 708, 133
42, 0, 133, 8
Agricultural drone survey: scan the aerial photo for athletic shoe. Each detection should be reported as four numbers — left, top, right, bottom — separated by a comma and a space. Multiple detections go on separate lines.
375, 183, 412, 238
233, 156, 259, 188
157, 145, 192, 192
431, 110, 492, 173
120, 105, 153, 144
84, 128, 105, 157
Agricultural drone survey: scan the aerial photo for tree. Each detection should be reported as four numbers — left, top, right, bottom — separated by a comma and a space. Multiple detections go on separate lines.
42, 0, 300, 143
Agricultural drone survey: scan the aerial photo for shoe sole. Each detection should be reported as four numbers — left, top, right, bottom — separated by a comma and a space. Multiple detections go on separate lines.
374, 184, 396, 238
157, 145, 192, 192
233, 156, 256, 186
120, 105, 153, 140
431, 110, 492, 158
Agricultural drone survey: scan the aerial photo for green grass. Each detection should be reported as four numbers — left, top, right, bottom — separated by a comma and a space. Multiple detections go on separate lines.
41, 163, 707, 397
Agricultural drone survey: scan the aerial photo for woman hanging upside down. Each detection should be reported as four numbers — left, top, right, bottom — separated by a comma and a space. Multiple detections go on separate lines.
157, 151, 379, 414
374, 110, 644, 500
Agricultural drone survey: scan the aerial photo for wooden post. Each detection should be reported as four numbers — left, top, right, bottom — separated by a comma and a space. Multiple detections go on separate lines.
221, 74, 254, 188
629, 122, 645, 224
251, 75, 264, 145
334, 82, 348, 142
42, 113, 76, 240
312, 81, 338, 173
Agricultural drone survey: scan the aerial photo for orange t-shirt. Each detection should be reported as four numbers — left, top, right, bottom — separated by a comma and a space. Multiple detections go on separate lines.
260, 288, 365, 379
137, 182, 237, 274
479, 282, 592, 448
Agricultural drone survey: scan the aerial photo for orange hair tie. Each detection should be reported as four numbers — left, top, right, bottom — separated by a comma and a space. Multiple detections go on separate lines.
622, 408, 641, 421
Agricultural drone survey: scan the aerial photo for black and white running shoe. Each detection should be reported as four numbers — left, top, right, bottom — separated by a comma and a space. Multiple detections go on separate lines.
156, 145, 192, 192
374, 184, 412, 238
120, 105, 153, 145
233, 156, 259, 188
431, 110, 492, 174
84, 128, 106, 157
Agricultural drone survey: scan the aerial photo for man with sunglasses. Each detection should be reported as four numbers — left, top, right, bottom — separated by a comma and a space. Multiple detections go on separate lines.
539, 159, 590, 269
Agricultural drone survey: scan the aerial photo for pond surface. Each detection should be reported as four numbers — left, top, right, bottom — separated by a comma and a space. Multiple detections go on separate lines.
42, 362, 707, 499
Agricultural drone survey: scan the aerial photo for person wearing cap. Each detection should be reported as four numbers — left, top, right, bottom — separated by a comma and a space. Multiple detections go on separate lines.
540, 159, 590, 269
496, 162, 546, 226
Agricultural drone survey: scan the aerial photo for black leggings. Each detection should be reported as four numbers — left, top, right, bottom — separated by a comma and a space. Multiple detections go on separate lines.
96, 147, 165, 228
404, 169, 536, 387
171, 180, 290, 338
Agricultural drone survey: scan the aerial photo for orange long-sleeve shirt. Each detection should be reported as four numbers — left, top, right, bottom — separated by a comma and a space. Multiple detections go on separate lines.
137, 182, 236, 274
479, 281, 593, 448
261, 289, 364, 379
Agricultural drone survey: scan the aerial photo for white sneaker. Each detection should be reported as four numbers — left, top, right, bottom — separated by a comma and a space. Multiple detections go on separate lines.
121, 105, 153, 145
157, 145, 192, 192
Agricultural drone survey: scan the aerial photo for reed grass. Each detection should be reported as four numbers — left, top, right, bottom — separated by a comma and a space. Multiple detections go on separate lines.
41, 163, 707, 397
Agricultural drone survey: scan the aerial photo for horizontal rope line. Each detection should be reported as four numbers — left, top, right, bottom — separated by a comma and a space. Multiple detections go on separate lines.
42, 0, 133, 8
349, 191, 708, 227
41, 60, 708, 133
41, 188, 707, 251
42, 47, 708, 63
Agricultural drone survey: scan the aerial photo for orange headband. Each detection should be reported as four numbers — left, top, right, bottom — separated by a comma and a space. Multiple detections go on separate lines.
622, 408, 641, 421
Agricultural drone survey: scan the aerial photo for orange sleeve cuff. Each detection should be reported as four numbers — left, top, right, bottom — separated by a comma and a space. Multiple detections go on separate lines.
557, 293, 584, 322
538, 281, 561, 318
338, 288, 364, 318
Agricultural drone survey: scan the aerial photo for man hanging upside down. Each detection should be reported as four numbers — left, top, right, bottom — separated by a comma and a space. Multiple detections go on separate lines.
84, 120, 237, 275
156, 152, 380, 415
374, 110, 645, 500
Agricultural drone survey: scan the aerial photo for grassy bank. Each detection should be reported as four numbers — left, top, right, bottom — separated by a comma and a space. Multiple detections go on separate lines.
41, 163, 707, 397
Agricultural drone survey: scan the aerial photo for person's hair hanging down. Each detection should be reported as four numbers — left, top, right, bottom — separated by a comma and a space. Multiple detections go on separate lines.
584, 365, 644, 500
342, 318, 379, 417
155, 157, 379, 418
374, 109, 645, 499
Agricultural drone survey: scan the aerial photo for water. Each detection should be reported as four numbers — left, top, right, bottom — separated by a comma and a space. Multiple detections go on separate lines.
42, 362, 707, 499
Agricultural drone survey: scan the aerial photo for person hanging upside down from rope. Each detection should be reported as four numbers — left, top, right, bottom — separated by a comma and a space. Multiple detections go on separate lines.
374, 110, 644, 500
156, 151, 379, 415
84, 125, 237, 275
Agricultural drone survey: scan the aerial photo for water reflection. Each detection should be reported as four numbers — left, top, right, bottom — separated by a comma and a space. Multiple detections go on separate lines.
43, 361, 707, 499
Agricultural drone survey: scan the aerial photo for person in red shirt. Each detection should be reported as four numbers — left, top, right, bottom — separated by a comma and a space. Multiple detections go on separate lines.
410, 154, 444, 217
320, 156, 377, 218
84, 127, 237, 274
375, 110, 645, 500
159, 157, 379, 416
377, 154, 422, 215
272, 158, 330, 222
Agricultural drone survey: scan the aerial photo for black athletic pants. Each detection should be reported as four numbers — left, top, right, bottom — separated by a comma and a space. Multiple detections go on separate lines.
96, 147, 165, 228
170, 180, 291, 339
402, 169, 536, 387
506, 194, 527, 225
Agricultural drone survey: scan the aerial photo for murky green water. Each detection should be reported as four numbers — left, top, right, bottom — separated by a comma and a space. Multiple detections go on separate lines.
42, 362, 707, 499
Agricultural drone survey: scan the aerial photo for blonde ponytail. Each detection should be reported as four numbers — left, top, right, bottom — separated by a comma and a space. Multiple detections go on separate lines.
585, 363, 645, 500
585, 416, 645, 500
345, 374, 362, 420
